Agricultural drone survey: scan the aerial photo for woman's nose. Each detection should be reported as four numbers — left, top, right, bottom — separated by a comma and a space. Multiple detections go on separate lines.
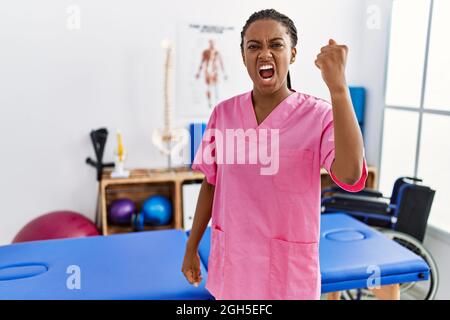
259, 47, 273, 59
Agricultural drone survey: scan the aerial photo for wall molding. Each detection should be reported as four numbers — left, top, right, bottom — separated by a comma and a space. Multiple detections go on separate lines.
426, 224, 450, 245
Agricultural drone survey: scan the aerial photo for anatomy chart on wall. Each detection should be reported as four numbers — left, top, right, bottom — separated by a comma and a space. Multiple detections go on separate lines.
176, 22, 242, 119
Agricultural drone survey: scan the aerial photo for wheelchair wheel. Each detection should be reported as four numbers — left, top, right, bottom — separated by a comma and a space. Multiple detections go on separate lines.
341, 229, 439, 300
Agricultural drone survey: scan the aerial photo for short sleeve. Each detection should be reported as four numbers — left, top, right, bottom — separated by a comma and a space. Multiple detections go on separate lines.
191, 108, 218, 185
320, 107, 368, 193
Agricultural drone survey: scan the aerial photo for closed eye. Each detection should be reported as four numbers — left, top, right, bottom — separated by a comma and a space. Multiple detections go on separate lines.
247, 43, 283, 50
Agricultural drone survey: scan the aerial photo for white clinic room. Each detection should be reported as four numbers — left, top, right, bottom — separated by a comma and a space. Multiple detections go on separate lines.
0, 0, 449, 301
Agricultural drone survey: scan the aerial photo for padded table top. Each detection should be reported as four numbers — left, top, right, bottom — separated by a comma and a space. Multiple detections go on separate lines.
0, 229, 212, 300
194, 214, 430, 293
320, 214, 429, 292
0, 213, 430, 299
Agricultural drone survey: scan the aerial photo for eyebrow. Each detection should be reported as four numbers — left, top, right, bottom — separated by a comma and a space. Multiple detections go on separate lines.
246, 38, 285, 44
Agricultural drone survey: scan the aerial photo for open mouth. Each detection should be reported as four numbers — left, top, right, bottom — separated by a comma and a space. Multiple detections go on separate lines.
258, 64, 275, 81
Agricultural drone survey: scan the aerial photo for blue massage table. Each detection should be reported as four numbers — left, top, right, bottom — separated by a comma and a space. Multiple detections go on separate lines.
0, 213, 429, 299
0, 229, 212, 299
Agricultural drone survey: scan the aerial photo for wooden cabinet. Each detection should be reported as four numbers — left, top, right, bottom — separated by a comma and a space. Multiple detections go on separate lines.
96, 167, 203, 235
96, 166, 377, 235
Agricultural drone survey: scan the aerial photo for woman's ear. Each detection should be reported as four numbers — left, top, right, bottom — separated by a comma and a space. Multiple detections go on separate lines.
290, 47, 297, 64
242, 53, 246, 66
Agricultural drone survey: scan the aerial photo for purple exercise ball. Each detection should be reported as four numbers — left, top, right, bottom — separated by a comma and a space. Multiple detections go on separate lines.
108, 198, 136, 225
13, 211, 100, 243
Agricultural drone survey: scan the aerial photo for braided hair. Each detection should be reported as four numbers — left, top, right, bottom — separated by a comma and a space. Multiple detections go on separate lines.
240, 9, 298, 90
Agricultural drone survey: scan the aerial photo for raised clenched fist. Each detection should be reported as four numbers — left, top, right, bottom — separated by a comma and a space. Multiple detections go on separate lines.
315, 39, 349, 92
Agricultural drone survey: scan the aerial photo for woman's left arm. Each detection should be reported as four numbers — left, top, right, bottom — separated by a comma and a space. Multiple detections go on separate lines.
315, 39, 364, 185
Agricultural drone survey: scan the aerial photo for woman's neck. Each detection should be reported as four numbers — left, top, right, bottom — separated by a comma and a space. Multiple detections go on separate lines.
252, 85, 293, 111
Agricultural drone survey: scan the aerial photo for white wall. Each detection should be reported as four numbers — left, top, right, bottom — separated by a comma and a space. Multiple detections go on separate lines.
424, 226, 450, 299
0, 0, 367, 244
358, 0, 393, 173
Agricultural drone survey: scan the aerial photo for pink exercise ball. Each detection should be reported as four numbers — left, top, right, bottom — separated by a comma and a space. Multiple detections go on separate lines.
13, 211, 100, 243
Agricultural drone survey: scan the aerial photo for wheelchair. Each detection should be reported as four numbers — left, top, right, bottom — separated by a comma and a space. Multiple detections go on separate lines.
321, 177, 438, 300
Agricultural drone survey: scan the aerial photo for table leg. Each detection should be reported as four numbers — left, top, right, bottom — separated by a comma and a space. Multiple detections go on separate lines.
370, 284, 400, 300
327, 291, 341, 300
327, 284, 400, 300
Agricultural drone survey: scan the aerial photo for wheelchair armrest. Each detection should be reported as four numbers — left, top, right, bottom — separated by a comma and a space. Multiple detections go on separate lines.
355, 189, 384, 198
321, 187, 384, 198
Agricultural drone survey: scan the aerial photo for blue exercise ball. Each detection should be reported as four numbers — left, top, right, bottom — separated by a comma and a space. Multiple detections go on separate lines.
142, 195, 172, 226
108, 198, 136, 225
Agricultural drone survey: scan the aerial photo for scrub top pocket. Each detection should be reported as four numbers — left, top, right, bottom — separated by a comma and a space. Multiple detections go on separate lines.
269, 238, 319, 299
272, 149, 314, 194
208, 225, 225, 276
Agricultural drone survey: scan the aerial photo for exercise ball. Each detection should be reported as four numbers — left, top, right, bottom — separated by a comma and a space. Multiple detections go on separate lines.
108, 198, 135, 225
13, 211, 100, 243
142, 195, 172, 226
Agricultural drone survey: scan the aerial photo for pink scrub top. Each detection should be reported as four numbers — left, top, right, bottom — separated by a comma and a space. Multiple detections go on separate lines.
192, 89, 368, 300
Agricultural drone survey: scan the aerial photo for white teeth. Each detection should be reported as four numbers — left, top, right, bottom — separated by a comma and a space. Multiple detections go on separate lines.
259, 65, 274, 71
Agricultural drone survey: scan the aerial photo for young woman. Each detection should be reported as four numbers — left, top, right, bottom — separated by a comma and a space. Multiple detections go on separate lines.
182, 8, 367, 300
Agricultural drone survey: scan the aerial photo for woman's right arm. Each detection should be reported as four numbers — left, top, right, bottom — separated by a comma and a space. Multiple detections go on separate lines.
181, 178, 215, 286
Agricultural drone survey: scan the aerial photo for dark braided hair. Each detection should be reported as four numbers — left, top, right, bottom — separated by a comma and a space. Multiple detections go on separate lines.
240, 9, 298, 90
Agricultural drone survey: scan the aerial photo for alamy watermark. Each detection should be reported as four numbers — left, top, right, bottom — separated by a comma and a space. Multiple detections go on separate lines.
66, 5, 81, 30
366, 265, 381, 289
190, 128, 280, 175
66, 265, 81, 290
366, 4, 381, 30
